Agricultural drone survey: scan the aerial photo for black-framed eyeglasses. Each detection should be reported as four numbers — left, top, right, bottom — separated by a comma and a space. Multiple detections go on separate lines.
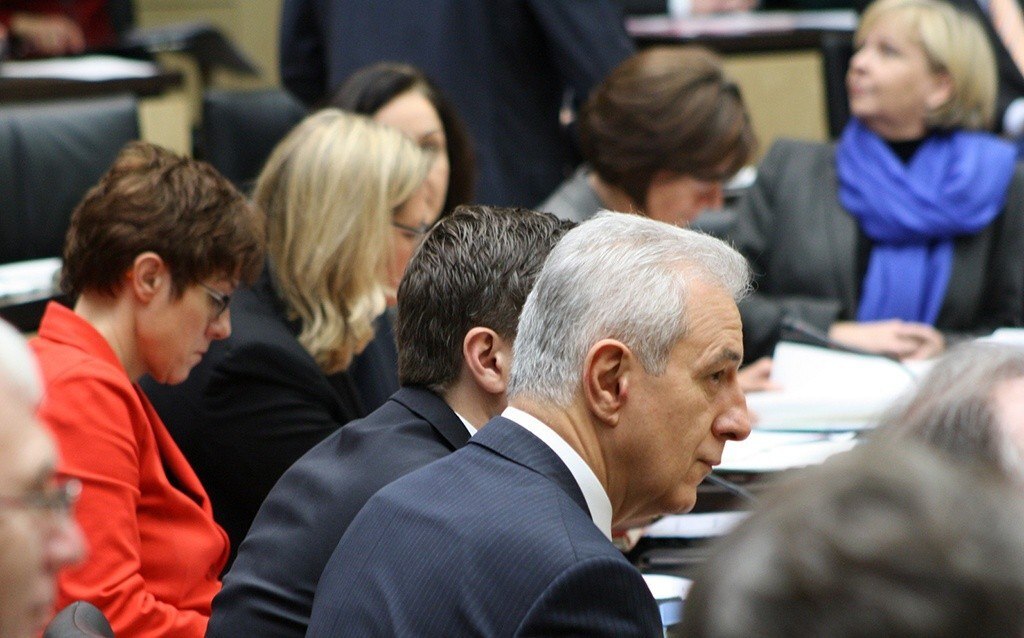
199, 283, 231, 319
0, 477, 81, 516
391, 220, 432, 244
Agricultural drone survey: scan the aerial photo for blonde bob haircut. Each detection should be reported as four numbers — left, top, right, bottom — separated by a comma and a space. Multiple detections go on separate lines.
253, 109, 431, 373
858, 0, 997, 130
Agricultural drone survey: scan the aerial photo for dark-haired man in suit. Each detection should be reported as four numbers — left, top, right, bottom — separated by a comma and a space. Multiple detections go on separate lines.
308, 212, 753, 636
206, 206, 572, 638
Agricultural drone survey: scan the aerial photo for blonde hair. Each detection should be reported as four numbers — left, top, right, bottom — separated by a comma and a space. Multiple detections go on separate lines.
858, 0, 998, 130
254, 109, 431, 373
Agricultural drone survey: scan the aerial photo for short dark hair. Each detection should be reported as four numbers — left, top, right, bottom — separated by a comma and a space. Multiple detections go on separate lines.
681, 442, 1024, 637
872, 342, 1024, 479
580, 46, 756, 210
330, 62, 476, 216
395, 205, 572, 392
61, 141, 265, 299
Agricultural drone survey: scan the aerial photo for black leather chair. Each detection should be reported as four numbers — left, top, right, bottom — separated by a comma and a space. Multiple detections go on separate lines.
43, 601, 114, 638
198, 88, 307, 192
0, 94, 139, 264
0, 95, 138, 331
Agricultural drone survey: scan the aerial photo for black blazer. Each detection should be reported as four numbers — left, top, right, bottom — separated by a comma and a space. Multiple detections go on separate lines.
308, 417, 662, 636
142, 267, 365, 561
732, 139, 1024, 361
279, 0, 635, 206
206, 386, 469, 638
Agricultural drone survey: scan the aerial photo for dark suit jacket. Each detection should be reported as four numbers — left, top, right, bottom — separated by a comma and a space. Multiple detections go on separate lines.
141, 266, 365, 561
938, 0, 1024, 133
307, 416, 662, 636
732, 139, 1024, 361
280, 0, 635, 207
206, 386, 469, 638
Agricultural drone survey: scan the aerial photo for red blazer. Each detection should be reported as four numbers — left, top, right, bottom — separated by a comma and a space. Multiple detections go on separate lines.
31, 303, 228, 638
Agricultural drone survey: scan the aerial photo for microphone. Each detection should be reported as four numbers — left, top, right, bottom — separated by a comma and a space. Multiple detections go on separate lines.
780, 316, 899, 362
703, 472, 757, 503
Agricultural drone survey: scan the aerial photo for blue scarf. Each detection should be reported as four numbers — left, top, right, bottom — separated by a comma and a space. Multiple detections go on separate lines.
836, 118, 1016, 324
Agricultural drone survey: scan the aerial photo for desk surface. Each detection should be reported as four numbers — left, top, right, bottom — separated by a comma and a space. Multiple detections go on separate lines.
0, 55, 183, 103
627, 10, 857, 51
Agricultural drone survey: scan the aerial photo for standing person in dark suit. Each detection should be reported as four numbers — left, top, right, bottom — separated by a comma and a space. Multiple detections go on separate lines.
308, 212, 753, 636
142, 110, 433, 563
206, 206, 571, 638
280, 0, 635, 207
732, 0, 1024, 363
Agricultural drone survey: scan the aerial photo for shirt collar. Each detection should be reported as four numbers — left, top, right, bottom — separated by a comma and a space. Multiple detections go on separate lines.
454, 410, 477, 436
501, 406, 613, 540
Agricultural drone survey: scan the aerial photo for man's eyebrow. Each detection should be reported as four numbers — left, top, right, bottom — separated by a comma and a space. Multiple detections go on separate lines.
700, 347, 742, 370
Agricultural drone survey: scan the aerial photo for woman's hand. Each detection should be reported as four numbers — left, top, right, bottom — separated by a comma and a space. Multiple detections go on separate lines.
10, 13, 85, 57
738, 357, 778, 393
828, 320, 945, 360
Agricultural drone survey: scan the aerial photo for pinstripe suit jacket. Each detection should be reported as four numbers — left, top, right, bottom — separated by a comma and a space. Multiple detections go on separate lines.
306, 416, 662, 637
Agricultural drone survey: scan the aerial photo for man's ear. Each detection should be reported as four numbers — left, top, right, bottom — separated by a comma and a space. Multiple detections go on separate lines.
463, 327, 510, 395
127, 251, 168, 303
583, 339, 631, 427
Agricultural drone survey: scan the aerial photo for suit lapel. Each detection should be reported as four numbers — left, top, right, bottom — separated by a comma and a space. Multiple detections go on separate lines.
392, 386, 470, 451
469, 416, 590, 517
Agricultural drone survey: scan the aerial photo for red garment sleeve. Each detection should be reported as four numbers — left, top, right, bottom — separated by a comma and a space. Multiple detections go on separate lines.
41, 369, 209, 638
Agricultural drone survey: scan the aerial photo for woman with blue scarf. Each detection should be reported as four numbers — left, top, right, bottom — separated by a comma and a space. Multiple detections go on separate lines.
733, 0, 1024, 363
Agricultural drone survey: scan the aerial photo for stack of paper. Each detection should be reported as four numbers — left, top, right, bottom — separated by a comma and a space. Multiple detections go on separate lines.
642, 574, 693, 627
719, 430, 858, 472
746, 342, 930, 431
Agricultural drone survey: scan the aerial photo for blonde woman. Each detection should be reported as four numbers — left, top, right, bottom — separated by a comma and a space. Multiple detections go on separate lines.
734, 0, 1024, 363
143, 109, 433, 559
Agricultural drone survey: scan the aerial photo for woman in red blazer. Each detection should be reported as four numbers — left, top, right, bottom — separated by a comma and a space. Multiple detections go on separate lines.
30, 141, 265, 637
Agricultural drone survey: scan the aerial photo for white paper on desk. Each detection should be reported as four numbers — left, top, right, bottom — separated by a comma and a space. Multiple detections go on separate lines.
746, 342, 929, 431
626, 9, 856, 37
0, 258, 61, 304
644, 511, 748, 539
0, 55, 159, 81
643, 574, 693, 601
719, 430, 857, 472
979, 328, 1024, 346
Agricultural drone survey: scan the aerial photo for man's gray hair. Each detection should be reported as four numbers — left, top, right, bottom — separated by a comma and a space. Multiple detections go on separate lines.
0, 319, 41, 405
508, 211, 750, 405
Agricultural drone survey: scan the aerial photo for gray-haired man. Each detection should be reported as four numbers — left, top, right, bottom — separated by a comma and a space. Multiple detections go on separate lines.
309, 211, 753, 636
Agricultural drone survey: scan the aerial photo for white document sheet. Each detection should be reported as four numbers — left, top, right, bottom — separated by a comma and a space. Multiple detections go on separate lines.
719, 429, 858, 472
746, 342, 931, 431
0, 55, 159, 81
